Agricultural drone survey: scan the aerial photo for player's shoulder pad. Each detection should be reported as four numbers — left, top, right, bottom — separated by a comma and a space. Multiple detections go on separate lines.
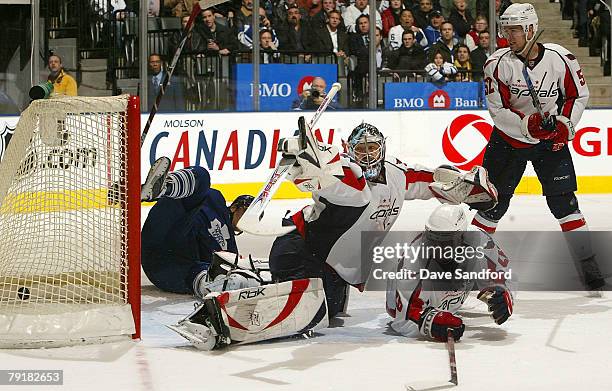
385, 155, 409, 170
483, 47, 512, 71
543, 43, 578, 61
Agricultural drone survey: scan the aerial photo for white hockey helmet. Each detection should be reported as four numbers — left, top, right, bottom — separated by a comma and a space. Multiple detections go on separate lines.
499, 3, 538, 41
425, 204, 467, 243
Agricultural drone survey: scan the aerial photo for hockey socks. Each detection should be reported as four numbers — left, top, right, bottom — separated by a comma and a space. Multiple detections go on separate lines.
164, 168, 197, 199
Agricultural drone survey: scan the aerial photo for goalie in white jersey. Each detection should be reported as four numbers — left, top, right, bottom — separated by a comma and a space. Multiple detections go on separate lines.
473, 3, 606, 293
269, 121, 499, 318
387, 204, 514, 341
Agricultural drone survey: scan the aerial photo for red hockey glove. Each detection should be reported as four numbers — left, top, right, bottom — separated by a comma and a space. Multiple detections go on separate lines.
477, 286, 513, 325
418, 307, 465, 342
522, 113, 575, 151
526, 112, 557, 139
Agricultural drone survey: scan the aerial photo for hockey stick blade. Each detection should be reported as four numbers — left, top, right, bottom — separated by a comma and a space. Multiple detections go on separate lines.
405, 381, 457, 391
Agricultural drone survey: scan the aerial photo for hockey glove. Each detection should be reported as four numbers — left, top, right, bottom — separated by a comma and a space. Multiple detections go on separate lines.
522, 113, 575, 151
477, 286, 513, 325
419, 307, 465, 342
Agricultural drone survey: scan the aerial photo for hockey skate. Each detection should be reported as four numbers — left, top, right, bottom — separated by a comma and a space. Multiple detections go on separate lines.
578, 256, 606, 298
167, 298, 231, 351
141, 156, 171, 202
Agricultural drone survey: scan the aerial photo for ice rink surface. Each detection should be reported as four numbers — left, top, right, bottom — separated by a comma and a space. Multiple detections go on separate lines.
2, 195, 612, 391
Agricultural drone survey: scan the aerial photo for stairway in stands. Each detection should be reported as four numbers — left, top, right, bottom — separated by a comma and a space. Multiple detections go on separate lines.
533, 0, 611, 107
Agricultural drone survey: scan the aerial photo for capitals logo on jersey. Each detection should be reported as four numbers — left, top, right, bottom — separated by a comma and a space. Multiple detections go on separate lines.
208, 218, 231, 250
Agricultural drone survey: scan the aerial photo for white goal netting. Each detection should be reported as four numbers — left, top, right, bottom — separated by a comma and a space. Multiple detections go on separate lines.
0, 95, 140, 347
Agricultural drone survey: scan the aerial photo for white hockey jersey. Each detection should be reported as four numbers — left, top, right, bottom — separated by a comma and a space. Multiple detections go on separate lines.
290, 155, 440, 287
484, 43, 589, 146
386, 230, 514, 337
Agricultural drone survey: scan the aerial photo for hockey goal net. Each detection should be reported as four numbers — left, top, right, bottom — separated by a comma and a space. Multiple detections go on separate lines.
0, 95, 140, 348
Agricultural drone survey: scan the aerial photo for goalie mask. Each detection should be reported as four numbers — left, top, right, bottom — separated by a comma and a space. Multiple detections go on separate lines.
347, 122, 386, 181
499, 3, 538, 54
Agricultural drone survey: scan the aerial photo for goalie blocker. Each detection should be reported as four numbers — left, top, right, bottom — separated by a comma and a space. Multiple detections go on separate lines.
168, 278, 328, 350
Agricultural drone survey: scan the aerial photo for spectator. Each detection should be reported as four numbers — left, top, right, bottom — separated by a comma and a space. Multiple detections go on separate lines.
348, 15, 371, 103
171, 15, 206, 53
147, 53, 185, 112
387, 30, 428, 71
440, 0, 476, 19
381, 0, 405, 37
423, 10, 445, 49
428, 21, 459, 63
413, 0, 434, 29
309, 0, 340, 29
260, 30, 281, 63
232, 0, 255, 34
469, 30, 489, 81
453, 44, 472, 81
164, 0, 200, 17
388, 9, 427, 49
292, 76, 339, 109
198, 8, 240, 55
300, 0, 323, 19
424, 50, 457, 82
273, 0, 299, 27
342, 0, 382, 33
238, 7, 279, 49
306, 10, 349, 56
448, 0, 474, 38
465, 15, 487, 51
47, 54, 77, 96
277, 5, 310, 51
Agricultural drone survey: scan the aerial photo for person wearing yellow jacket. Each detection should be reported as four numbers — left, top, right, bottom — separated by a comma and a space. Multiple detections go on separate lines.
47, 54, 77, 96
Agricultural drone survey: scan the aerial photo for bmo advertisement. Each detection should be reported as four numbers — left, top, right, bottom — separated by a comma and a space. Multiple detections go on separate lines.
1, 109, 610, 199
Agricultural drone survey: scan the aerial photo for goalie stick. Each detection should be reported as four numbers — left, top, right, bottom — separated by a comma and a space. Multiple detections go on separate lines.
237, 82, 342, 236
140, 0, 228, 147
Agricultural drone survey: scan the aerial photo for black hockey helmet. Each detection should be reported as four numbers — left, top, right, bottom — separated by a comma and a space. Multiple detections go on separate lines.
230, 194, 254, 210
229, 195, 254, 235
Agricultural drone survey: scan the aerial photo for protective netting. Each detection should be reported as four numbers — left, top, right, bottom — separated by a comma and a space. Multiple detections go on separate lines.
0, 95, 134, 313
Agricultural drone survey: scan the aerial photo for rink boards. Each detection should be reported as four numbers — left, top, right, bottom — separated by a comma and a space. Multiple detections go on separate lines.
2, 109, 611, 200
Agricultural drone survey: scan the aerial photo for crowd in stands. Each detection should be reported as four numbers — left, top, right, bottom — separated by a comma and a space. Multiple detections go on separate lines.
140, 0, 521, 106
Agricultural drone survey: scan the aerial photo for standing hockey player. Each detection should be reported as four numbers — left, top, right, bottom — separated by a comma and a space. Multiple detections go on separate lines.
473, 3, 606, 292
269, 122, 499, 318
140, 157, 254, 295
387, 204, 514, 341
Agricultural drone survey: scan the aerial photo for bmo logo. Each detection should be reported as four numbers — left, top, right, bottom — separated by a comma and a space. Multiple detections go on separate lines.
572, 127, 612, 156
442, 114, 493, 170
428, 90, 450, 109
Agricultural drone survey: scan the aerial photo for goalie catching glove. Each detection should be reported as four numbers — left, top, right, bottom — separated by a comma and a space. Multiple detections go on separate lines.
521, 113, 575, 152
429, 165, 498, 211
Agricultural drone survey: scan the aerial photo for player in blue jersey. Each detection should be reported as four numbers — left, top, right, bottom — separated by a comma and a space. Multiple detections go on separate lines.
140, 157, 254, 295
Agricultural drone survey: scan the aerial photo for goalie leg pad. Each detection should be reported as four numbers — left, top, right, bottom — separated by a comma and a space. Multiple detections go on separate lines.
172, 278, 329, 349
